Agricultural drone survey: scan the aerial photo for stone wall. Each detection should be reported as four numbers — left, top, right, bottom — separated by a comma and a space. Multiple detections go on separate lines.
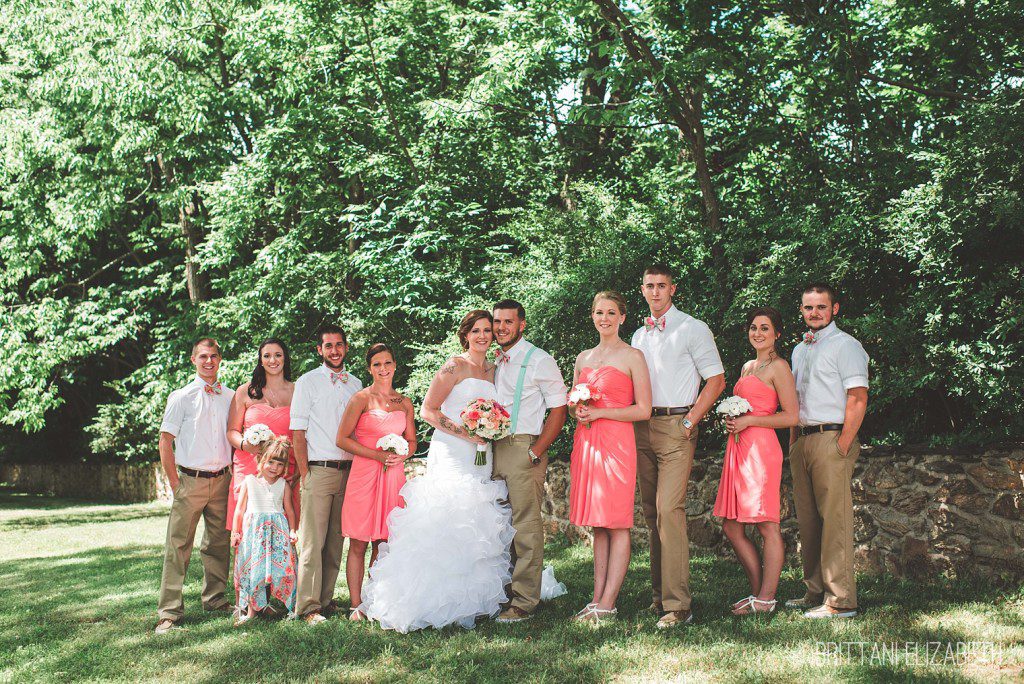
542, 444, 1024, 583
0, 461, 174, 502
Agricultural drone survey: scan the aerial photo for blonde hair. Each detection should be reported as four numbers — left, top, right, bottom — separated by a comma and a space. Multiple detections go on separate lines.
258, 435, 291, 474
592, 290, 628, 316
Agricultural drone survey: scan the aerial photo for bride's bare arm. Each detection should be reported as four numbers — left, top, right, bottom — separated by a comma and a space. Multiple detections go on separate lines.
420, 358, 482, 443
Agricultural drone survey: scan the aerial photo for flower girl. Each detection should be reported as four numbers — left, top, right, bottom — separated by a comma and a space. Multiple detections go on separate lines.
230, 437, 299, 625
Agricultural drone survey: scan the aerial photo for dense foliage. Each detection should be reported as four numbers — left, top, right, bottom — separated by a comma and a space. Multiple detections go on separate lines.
1, 0, 1021, 461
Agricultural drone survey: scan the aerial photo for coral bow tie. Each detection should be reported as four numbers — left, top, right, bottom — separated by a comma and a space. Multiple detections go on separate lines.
496, 350, 510, 365
203, 382, 223, 396
330, 370, 349, 384
644, 315, 667, 333
803, 331, 818, 345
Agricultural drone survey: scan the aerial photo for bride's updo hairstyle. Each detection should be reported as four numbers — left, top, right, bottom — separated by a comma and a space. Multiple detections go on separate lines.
592, 290, 628, 316
366, 342, 396, 367
457, 310, 493, 350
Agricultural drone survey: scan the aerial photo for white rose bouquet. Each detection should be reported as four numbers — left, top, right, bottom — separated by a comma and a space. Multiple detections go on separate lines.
242, 423, 275, 452
567, 383, 602, 429
715, 395, 753, 443
376, 433, 410, 472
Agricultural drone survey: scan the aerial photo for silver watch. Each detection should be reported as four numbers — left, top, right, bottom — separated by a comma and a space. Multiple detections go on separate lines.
528, 448, 541, 465
682, 417, 694, 430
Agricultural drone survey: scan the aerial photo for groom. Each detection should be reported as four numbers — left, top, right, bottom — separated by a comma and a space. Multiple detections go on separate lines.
491, 299, 568, 623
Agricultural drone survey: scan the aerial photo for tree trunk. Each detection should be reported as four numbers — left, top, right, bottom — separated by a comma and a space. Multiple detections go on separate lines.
591, 0, 723, 236
156, 154, 210, 303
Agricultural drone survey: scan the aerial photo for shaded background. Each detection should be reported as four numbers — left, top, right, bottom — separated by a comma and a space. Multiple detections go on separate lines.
1, 0, 1021, 463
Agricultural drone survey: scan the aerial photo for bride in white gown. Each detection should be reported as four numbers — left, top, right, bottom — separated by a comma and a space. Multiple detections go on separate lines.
358, 311, 525, 632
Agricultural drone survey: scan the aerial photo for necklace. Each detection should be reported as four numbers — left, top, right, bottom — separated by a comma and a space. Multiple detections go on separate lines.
751, 353, 775, 375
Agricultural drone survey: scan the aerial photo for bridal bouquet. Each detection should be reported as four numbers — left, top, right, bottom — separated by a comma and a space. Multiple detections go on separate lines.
376, 433, 410, 472
461, 398, 511, 466
242, 423, 275, 452
567, 383, 602, 428
716, 395, 753, 443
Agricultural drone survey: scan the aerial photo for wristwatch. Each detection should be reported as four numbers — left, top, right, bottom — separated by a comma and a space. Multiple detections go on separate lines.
682, 417, 694, 431
528, 448, 541, 465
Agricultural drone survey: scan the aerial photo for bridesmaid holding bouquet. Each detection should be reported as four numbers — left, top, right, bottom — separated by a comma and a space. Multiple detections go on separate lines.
569, 291, 652, 623
227, 339, 300, 532
337, 343, 417, 620
713, 307, 799, 615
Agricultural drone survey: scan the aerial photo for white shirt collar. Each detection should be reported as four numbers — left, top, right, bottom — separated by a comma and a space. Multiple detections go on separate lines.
194, 375, 218, 389
811, 321, 838, 341
320, 363, 346, 377
505, 337, 532, 360
649, 304, 682, 322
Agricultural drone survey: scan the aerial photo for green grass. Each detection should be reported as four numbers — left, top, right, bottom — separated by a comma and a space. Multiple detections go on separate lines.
1, 489, 1021, 683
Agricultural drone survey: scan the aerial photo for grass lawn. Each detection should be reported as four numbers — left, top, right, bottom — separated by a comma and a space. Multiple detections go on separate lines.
0, 489, 1021, 683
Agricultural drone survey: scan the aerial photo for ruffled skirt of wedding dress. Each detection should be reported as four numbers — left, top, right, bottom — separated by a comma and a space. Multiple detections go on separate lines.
358, 466, 515, 633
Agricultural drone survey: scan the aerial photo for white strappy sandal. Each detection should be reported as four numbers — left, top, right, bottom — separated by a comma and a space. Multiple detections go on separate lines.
731, 596, 777, 615
574, 604, 618, 624
572, 602, 598, 620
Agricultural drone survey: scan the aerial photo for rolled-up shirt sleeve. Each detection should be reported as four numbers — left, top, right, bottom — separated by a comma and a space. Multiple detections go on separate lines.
689, 321, 726, 380
159, 390, 184, 436
289, 378, 312, 430
838, 339, 870, 390
536, 356, 568, 408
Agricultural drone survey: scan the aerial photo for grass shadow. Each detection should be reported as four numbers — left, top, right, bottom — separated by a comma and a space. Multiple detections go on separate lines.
0, 503, 1021, 682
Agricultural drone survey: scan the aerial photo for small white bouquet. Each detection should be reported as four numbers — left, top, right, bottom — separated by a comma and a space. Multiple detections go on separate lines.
567, 383, 602, 429
376, 433, 410, 472
716, 395, 753, 443
242, 423, 275, 451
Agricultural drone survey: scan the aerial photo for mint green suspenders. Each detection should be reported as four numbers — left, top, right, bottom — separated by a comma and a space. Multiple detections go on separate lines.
509, 343, 538, 435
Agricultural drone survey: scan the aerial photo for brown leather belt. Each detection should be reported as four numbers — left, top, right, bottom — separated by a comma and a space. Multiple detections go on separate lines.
177, 465, 230, 479
800, 423, 843, 436
308, 460, 351, 470
651, 405, 692, 417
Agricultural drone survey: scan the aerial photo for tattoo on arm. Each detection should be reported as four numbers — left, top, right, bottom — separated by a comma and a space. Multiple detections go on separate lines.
438, 414, 464, 437
440, 360, 457, 376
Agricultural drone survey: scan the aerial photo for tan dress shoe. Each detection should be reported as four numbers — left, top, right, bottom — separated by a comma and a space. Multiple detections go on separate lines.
656, 610, 694, 629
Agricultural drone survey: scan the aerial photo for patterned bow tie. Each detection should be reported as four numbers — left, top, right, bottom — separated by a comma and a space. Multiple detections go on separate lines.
203, 381, 223, 396
803, 331, 818, 345
644, 315, 667, 333
496, 350, 510, 365
330, 370, 349, 384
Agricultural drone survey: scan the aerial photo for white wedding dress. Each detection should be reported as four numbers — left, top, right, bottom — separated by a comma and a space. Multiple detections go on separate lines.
358, 377, 517, 632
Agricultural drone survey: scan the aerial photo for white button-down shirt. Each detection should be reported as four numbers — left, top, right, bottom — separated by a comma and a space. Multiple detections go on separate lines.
791, 322, 870, 426
159, 376, 234, 471
494, 339, 567, 436
631, 306, 725, 407
289, 364, 363, 461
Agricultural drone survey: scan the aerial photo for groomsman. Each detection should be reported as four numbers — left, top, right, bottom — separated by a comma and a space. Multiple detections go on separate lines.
491, 300, 568, 623
291, 324, 363, 624
154, 338, 234, 634
787, 283, 868, 618
631, 265, 725, 628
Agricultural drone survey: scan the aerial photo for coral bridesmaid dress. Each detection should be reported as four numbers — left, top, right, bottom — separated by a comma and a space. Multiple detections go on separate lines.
227, 403, 299, 530
713, 374, 783, 523
341, 410, 409, 542
569, 366, 638, 529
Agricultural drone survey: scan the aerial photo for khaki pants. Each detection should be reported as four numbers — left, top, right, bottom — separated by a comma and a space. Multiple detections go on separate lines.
635, 417, 697, 612
493, 434, 547, 613
296, 465, 349, 616
789, 431, 860, 609
157, 470, 231, 621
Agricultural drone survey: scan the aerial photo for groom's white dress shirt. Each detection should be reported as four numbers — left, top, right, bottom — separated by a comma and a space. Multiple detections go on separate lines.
290, 364, 363, 461
494, 338, 567, 436
791, 322, 869, 426
631, 305, 724, 408
159, 376, 234, 471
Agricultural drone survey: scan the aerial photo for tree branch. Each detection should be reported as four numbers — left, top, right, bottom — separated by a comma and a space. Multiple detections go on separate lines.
858, 71, 984, 102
